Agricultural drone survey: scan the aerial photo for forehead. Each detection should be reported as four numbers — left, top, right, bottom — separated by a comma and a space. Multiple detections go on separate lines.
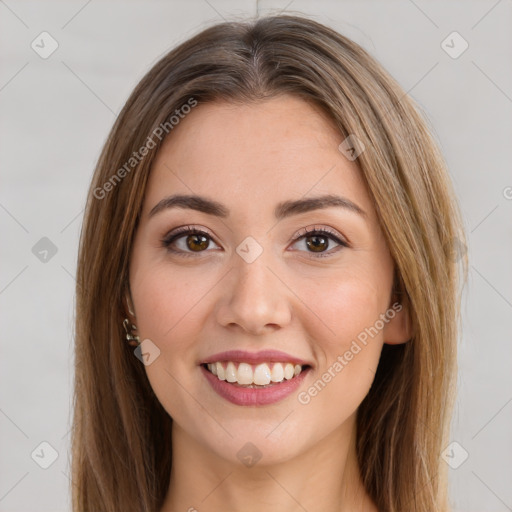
144, 95, 373, 221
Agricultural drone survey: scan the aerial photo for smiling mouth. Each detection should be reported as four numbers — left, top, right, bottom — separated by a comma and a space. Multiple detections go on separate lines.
202, 361, 311, 388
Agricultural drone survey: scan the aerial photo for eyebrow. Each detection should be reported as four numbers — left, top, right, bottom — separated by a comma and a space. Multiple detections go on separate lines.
148, 193, 367, 220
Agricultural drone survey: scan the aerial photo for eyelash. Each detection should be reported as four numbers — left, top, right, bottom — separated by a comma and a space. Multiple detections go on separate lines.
161, 225, 349, 259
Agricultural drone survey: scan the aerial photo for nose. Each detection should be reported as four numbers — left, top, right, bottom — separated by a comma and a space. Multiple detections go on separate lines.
215, 250, 292, 335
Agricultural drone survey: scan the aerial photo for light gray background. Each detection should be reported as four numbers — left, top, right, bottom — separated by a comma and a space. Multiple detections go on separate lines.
1, 1, 511, 510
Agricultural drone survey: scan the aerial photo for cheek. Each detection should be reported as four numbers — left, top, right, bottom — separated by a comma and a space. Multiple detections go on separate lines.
131, 262, 218, 345
303, 269, 388, 348
296, 274, 387, 404
297, 279, 385, 426
129, 264, 214, 421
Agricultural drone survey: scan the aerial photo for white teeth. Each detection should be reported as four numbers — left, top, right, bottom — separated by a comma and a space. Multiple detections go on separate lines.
237, 363, 253, 385
270, 363, 284, 382
216, 362, 225, 380
253, 363, 271, 385
284, 363, 294, 380
225, 362, 237, 383
206, 361, 305, 386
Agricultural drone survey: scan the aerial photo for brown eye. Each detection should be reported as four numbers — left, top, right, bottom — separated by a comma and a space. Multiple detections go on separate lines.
186, 233, 210, 252
162, 226, 219, 256
305, 234, 329, 253
291, 227, 349, 258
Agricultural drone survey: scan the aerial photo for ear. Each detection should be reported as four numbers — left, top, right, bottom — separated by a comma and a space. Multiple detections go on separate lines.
122, 283, 137, 324
382, 282, 413, 345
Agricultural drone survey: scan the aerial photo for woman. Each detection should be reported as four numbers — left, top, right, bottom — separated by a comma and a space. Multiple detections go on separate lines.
72, 13, 466, 512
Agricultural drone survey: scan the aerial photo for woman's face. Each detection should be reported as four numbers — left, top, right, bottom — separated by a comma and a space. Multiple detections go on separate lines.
129, 95, 409, 465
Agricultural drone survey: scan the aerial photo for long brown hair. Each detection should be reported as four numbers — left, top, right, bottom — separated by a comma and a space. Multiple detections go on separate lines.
72, 13, 466, 512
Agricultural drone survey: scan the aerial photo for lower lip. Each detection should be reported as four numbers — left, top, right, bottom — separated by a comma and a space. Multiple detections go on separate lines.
200, 365, 310, 406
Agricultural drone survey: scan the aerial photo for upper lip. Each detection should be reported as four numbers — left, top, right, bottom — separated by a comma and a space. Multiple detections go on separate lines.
201, 349, 312, 367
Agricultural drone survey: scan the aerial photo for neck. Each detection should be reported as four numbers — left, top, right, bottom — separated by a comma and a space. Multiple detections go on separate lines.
160, 414, 377, 512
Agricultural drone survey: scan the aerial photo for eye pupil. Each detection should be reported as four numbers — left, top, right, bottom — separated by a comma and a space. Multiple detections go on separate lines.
306, 235, 328, 252
186, 234, 209, 251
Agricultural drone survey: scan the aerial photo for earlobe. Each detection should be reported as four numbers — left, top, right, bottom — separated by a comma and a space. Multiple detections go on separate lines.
382, 272, 413, 345
122, 283, 137, 321
382, 298, 413, 346
126, 295, 136, 317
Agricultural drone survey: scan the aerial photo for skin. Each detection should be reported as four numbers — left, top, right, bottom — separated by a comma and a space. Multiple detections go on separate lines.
128, 95, 411, 512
